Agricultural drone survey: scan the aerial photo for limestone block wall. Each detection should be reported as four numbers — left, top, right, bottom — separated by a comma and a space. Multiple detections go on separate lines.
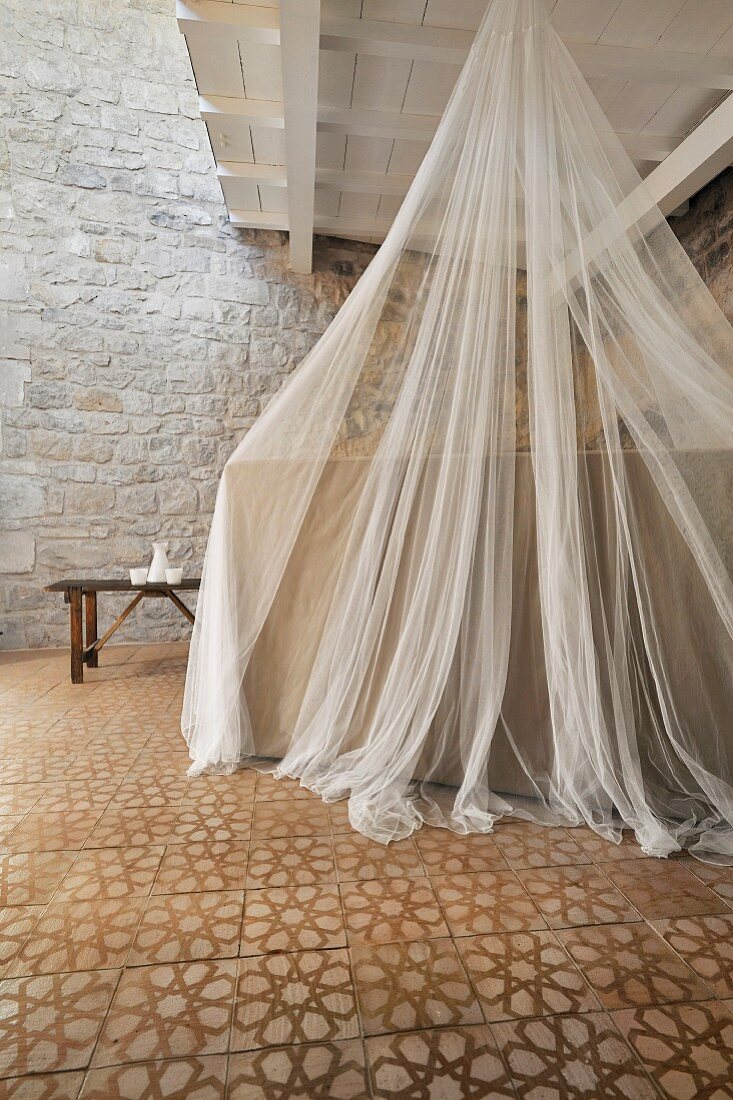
0, 0, 375, 649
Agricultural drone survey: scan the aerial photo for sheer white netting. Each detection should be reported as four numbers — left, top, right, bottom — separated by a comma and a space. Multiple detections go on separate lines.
183, 0, 733, 861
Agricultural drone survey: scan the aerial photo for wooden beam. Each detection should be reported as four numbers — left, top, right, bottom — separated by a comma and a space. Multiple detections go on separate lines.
645, 93, 733, 214
176, 0, 279, 43
219, 161, 415, 195
279, 0, 320, 273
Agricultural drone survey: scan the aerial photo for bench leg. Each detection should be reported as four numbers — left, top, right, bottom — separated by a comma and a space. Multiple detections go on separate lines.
85, 592, 98, 668
70, 588, 84, 684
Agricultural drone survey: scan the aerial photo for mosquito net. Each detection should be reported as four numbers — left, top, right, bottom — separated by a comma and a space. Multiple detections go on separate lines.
182, 0, 733, 861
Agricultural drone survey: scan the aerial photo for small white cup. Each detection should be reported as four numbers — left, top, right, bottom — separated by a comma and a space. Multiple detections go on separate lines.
165, 567, 183, 585
130, 567, 148, 585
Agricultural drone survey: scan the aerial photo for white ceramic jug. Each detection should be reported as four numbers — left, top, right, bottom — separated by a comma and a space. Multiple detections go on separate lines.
148, 541, 170, 583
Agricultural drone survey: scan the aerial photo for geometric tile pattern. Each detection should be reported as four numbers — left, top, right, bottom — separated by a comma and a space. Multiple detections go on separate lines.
228, 1042, 368, 1100
457, 931, 600, 1021
2, 645, 732, 1098
240, 884, 346, 957
351, 938, 482, 1034
232, 949, 359, 1050
613, 1001, 733, 1099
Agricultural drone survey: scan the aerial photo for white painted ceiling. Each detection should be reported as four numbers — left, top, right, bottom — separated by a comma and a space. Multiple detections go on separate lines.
178, 0, 733, 269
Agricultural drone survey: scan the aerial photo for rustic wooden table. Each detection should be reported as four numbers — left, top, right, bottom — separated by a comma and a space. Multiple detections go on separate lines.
44, 578, 201, 683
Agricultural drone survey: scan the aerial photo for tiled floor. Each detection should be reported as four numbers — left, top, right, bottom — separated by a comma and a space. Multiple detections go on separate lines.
0, 644, 732, 1099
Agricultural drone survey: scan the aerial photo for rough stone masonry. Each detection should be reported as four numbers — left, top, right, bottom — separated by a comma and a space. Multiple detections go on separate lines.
0, 0, 731, 650
0, 0, 375, 649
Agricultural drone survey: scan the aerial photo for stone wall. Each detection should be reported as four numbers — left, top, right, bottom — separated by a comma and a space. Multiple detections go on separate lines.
0, 0, 375, 649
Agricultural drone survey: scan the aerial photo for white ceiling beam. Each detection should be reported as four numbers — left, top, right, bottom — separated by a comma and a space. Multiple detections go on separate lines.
178, 2, 733, 90
219, 161, 414, 195
645, 93, 733, 215
278, 0, 320, 274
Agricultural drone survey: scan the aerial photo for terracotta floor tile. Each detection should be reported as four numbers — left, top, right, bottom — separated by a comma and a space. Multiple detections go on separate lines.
5, 811, 102, 853
652, 912, 733, 998
517, 865, 642, 928
493, 1011, 656, 1099
228, 1040, 368, 1099
245, 836, 336, 890
557, 922, 713, 1009
0, 784, 46, 816
55, 846, 163, 902
84, 806, 178, 849
365, 1025, 515, 1099
492, 821, 591, 869
0, 1071, 85, 1097
351, 937, 482, 1035
93, 960, 236, 1066
0, 850, 77, 907
152, 842, 249, 894
567, 826, 652, 863
169, 807, 252, 845
240, 884, 346, 957
0, 969, 120, 1076
601, 858, 730, 919
458, 930, 599, 1021
327, 801, 358, 835
232, 949, 359, 1051
33, 781, 119, 814
81, 1055, 227, 1099
0, 815, 24, 845
333, 834, 424, 883
433, 869, 547, 937
684, 861, 733, 906
62, 754, 132, 781
0, 757, 69, 782
340, 877, 449, 945
254, 774, 319, 802
250, 800, 329, 841
0, 906, 43, 977
414, 829, 507, 875
128, 890, 244, 965
182, 773, 256, 809
7, 898, 144, 977
109, 778, 188, 810
614, 1000, 733, 1099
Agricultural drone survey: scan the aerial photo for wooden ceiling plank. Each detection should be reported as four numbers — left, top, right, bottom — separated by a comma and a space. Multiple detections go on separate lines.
279, 0, 321, 272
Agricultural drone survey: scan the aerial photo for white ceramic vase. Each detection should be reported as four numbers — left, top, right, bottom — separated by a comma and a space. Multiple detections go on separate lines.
148, 541, 170, 583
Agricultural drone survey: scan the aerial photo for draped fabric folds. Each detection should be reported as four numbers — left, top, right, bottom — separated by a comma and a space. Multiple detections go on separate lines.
183, 0, 733, 861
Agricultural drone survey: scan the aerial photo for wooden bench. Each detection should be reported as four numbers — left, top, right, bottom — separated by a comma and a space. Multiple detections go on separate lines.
45, 578, 201, 683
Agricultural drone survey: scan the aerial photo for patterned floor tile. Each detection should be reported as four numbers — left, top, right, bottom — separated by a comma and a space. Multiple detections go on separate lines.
332, 834, 424, 883
232, 949, 359, 1051
127, 890, 243, 964
433, 869, 546, 937
254, 775, 319, 802
0, 816, 24, 845
32, 782, 119, 814
62, 754, 132, 781
109, 778, 188, 810
651, 912, 733, 998
568, 826, 651, 863
228, 1041, 368, 1099
601, 859, 729, 919
93, 960, 236, 1066
492, 822, 591, 869
245, 836, 336, 890
250, 800, 329, 841
680, 861, 733, 907
0, 784, 46, 816
614, 1000, 733, 1099
55, 846, 163, 902
84, 807, 178, 849
0, 969, 120, 1076
7, 898, 144, 977
351, 937, 482, 1035
240, 884, 346, 956
182, 773, 256, 809
0, 851, 77, 907
457, 930, 599, 1021
4, 811, 102, 853
556, 922, 713, 1009
517, 865, 642, 928
0, 906, 43, 977
0, 1071, 85, 1097
81, 1055, 227, 1098
414, 829, 507, 875
340, 877, 449, 944
365, 1025, 515, 1099
493, 1011, 657, 1099
327, 802, 358, 835
152, 842, 249, 894
169, 807, 252, 845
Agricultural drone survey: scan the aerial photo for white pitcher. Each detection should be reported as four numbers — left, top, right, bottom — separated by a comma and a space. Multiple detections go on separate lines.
148, 540, 170, 583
